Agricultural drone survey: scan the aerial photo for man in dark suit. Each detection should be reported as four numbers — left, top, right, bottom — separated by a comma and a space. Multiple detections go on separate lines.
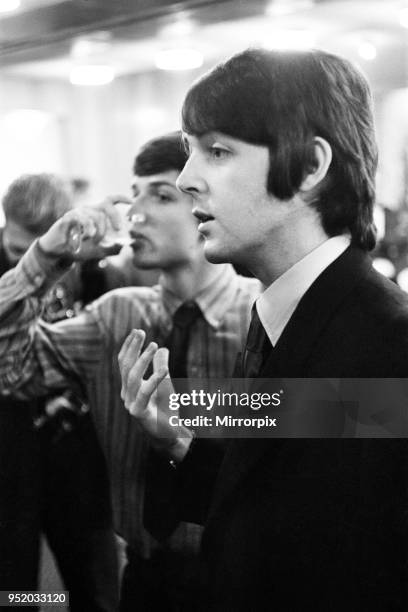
118, 49, 408, 610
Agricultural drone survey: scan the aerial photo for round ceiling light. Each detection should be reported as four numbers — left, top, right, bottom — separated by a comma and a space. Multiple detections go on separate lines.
69, 65, 115, 86
358, 41, 377, 61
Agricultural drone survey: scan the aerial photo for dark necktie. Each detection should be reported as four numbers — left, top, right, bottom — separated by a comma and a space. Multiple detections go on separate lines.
242, 305, 272, 378
166, 301, 202, 379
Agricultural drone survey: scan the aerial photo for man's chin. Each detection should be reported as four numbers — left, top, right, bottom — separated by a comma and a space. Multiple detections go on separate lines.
203, 245, 231, 265
131, 254, 155, 269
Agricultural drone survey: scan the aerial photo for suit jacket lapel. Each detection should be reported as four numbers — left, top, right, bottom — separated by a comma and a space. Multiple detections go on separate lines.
260, 246, 372, 377
207, 247, 372, 520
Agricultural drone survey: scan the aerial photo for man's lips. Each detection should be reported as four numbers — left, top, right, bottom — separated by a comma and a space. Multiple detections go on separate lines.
129, 233, 148, 248
192, 208, 215, 224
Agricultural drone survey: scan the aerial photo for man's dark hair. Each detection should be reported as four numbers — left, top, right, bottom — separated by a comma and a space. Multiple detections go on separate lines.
133, 131, 188, 176
182, 48, 378, 251
2, 173, 72, 234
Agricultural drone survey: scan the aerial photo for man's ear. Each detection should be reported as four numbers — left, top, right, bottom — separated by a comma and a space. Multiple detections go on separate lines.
300, 137, 332, 193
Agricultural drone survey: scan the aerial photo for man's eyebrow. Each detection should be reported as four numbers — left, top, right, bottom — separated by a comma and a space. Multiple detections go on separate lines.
147, 181, 176, 189
132, 180, 175, 191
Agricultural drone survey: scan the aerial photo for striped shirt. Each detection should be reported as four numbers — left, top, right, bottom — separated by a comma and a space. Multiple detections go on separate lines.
0, 241, 260, 554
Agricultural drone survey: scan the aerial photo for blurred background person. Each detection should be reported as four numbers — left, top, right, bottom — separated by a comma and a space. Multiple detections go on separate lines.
0, 173, 119, 612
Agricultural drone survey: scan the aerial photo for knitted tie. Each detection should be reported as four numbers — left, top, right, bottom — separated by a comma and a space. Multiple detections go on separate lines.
242, 305, 272, 378
166, 301, 202, 379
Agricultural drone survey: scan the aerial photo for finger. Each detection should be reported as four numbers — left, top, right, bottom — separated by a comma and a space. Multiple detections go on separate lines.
119, 331, 145, 393
122, 341, 158, 403
153, 348, 169, 376
122, 342, 157, 394
103, 194, 134, 230
128, 366, 169, 418
118, 329, 139, 365
109, 194, 134, 205
72, 240, 122, 262
119, 329, 145, 383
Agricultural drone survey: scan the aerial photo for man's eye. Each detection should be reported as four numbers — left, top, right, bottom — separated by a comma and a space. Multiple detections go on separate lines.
8, 244, 23, 254
210, 146, 230, 160
157, 193, 172, 203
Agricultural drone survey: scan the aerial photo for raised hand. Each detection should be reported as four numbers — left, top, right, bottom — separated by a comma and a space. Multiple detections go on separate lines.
38, 194, 133, 259
118, 329, 193, 461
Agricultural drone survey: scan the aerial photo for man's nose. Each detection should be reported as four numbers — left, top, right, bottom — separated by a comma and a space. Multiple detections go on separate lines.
176, 157, 206, 196
128, 199, 147, 226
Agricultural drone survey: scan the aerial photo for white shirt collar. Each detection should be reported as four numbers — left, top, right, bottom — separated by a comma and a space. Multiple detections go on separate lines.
257, 235, 351, 347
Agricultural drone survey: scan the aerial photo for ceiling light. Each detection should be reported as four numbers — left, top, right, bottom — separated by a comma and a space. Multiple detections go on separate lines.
0, 0, 20, 13
155, 48, 204, 71
263, 30, 315, 51
69, 65, 115, 86
358, 41, 377, 61
399, 7, 408, 28
71, 32, 112, 59
160, 16, 196, 38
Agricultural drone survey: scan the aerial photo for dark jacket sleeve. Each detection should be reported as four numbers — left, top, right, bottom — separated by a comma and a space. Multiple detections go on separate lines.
144, 439, 225, 541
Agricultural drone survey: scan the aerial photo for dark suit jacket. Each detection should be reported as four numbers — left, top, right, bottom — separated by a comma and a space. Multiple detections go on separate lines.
147, 247, 408, 611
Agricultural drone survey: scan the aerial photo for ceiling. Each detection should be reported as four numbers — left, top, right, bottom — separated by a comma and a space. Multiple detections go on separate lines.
0, 0, 407, 88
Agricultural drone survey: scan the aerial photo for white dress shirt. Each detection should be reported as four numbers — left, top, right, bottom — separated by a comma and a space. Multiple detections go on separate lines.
256, 235, 351, 347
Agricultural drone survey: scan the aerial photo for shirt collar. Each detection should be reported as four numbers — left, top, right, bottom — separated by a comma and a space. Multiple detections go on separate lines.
257, 235, 351, 347
160, 264, 242, 329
